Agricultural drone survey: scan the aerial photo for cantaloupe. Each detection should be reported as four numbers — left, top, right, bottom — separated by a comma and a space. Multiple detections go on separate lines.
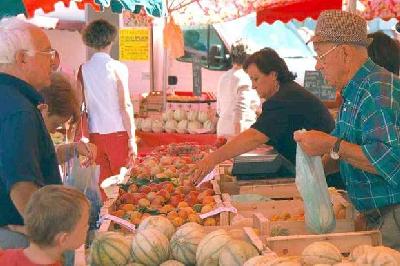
160, 260, 184, 266
355, 250, 398, 265
131, 228, 170, 266
178, 222, 203, 230
138, 215, 175, 240
243, 254, 279, 266
196, 229, 232, 266
219, 239, 259, 266
265, 256, 302, 266
89, 231, 132, 266
170, 224, 206, 265
302, 241, 342, 265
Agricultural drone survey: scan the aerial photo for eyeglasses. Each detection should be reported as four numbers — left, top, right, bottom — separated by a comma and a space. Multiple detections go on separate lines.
25, 48, 57, 61
314, 45, 339, 61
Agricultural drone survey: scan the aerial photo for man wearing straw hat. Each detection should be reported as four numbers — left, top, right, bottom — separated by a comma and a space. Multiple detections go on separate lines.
294, 10, 400, 249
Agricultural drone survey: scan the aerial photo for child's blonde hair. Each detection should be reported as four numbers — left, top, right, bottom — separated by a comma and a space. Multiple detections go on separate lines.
24, 185, 90, 247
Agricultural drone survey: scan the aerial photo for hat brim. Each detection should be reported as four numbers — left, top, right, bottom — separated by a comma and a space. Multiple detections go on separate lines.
307, 35, 373, 47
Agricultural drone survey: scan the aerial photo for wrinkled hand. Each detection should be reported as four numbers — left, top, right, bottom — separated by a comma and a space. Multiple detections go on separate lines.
7, 225, 27, 235
191, 155, 217, 185
76, 142, 97, 167
293, 130, 336, 156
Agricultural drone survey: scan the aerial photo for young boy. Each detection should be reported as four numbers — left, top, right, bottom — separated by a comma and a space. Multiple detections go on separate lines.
0, 185, 90, 265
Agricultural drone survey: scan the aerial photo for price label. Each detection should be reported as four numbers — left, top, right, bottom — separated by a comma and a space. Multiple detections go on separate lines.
196, 168, 217, 187
199, 205, 237, 219
101, 214, 136, 232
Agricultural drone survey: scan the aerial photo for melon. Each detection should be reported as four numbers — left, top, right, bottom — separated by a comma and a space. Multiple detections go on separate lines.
165, 119, 178, 133
151, 119, 164, 133
170, 224, 206, 265
203, 120, 215, 133
135, 118, 144, 131
89, 231, 132, 266
197, 111, 209, 123
219, 239, 259, 266
160, 260, 184, 266
352, 246, 400, 265
244, 254, 279, 266
187, 121, 202, 134
174, 109, 187, 121
228, 228, 253, 244
141, 118, 153, 132
138, 215, 176, 240
355, 250, 398, 265
162, 110, 175, 121
131, 229, 170, 266
176, 120, 188, 134
196, 229, 232, 266
187, 110, 198, 121
265, 256, 302, 266
302, 241, 342, 265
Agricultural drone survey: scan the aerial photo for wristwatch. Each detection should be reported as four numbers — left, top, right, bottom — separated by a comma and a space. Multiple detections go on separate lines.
330, 138, 343, 160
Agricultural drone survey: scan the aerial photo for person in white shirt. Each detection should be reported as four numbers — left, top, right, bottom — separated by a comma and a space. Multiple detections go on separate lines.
216, 42, 260, 138
79, 19, 136, 201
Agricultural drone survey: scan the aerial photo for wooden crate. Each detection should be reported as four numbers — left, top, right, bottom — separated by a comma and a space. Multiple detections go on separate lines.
264, 230, 382, 256
98, 194, 230, 233
222, 193, 355, 235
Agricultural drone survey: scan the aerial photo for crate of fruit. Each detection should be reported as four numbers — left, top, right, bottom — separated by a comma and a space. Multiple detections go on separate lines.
222, 190, 355, 235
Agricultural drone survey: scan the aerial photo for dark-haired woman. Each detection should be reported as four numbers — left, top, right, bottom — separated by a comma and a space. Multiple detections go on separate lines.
367, 31, 400, 75
193, 48, 335, 182
80, 19, 136, 200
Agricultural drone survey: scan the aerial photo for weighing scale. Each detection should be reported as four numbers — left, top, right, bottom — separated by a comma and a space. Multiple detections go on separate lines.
231, 147, 295, 180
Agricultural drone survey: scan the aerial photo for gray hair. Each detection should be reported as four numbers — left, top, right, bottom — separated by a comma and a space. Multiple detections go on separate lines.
0, 17, 36, 64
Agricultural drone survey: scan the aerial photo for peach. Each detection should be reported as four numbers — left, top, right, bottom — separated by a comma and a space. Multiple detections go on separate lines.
158, 189, 170, 201
146, 191, 157, 201
138, 198, 150, 208
128, 184, 138, 193
139, 185, 151, 194
177, 201, 189, 209
202, 196, 215, 205
203, 217, 217, 226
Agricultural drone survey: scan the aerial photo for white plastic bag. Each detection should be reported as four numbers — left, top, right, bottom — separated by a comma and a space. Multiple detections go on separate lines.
64, 156, 102, 232
295, 144, 336, 234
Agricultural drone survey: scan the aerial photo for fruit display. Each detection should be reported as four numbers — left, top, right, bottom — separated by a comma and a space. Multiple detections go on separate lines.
112, 178, 219, 228
136, 108, 217, 134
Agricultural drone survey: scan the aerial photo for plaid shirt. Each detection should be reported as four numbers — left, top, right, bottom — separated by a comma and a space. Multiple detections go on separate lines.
331, 58, 400, 211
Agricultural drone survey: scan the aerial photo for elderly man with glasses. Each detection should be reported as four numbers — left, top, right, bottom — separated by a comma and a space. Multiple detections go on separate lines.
0, 18, 63, 250
294, 10, 400, 250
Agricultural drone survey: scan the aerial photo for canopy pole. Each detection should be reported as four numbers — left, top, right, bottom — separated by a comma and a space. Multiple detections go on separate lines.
162, 0, 169, 111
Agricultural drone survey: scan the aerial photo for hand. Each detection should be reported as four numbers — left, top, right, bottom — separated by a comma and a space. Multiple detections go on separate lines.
128, 138, 137, 158
76, 142, 97, 167
7, 225, 27, 235
293, 130, 336, 156
191, 155, 216, 185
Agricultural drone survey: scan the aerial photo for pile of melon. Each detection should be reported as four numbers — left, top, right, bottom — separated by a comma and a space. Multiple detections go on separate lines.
136, 109, 217, 134
89, 222, 400, 266
90, 215, 261, 266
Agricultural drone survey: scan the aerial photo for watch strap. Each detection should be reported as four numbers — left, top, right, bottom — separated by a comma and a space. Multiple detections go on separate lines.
333, 138, 343, 153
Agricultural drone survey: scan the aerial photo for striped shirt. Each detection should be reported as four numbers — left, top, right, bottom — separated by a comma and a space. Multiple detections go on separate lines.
332, 58, 400, 211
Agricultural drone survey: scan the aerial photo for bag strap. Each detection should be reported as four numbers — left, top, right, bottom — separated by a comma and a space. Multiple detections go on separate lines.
77, 65, 87, 113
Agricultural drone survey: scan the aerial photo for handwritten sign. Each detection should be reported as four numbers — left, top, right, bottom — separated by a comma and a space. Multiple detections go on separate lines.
101, 214, 136, 232
192, 56, 202, 96
119, 28, 149, 61
196, 168, 217, 187
199, 205, 237, 219
304, 71, 336, 101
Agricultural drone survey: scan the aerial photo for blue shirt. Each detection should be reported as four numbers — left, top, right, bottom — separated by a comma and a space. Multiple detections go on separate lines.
0, 73, 61, 226
332, 58, 400, 211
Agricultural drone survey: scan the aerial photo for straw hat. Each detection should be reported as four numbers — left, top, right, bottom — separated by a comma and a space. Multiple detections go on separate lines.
310, 10, 371, 46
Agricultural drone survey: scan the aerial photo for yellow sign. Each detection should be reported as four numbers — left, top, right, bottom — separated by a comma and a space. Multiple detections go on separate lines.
119, 28, 149, 61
